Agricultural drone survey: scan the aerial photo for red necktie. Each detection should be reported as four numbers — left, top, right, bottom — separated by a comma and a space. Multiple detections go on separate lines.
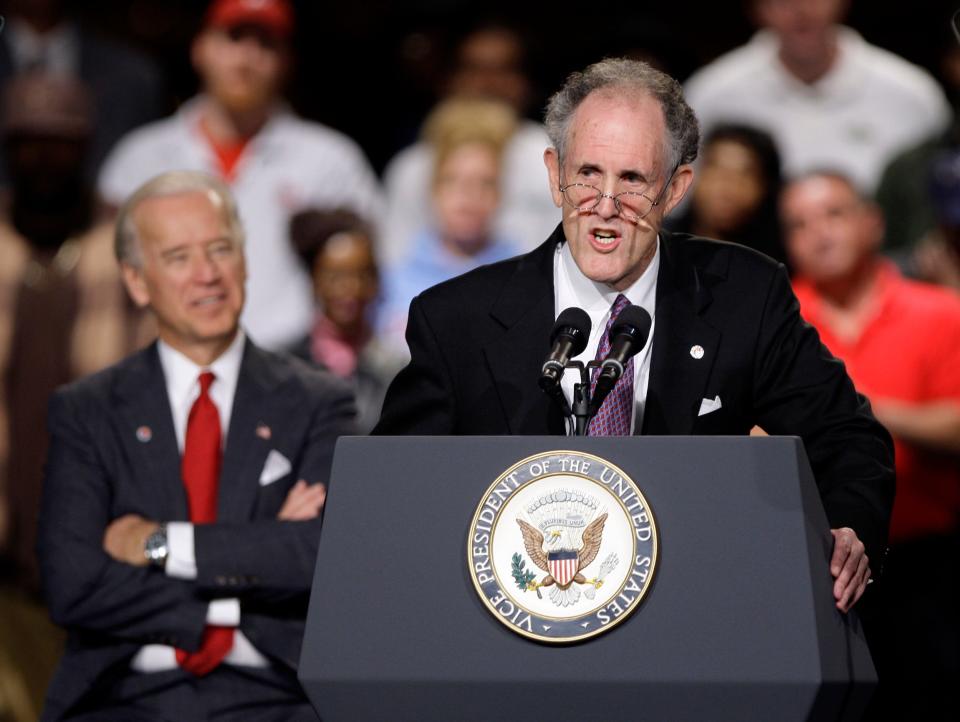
175, 371, 234, 675
587, 295, 635, 436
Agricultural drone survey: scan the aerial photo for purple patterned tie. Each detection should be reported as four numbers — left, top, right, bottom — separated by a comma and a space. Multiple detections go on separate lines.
587, 294, 634, 436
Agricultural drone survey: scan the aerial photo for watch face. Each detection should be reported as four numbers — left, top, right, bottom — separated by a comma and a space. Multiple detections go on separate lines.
145, 528, 168, 564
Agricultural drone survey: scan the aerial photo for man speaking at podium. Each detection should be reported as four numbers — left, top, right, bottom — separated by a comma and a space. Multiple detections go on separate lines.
374, 58, 894, 614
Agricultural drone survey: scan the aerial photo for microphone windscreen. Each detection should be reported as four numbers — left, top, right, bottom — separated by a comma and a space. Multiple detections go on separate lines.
551, 307, 592, 356
611, 305, 652, 348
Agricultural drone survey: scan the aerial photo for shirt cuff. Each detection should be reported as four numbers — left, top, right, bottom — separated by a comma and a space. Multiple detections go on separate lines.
165, 522, 197, 579
206, 598, 241, 626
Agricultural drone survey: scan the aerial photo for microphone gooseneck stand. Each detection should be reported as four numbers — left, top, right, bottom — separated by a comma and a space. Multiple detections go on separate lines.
540, 303, 649, 436
548, 360, 605, 436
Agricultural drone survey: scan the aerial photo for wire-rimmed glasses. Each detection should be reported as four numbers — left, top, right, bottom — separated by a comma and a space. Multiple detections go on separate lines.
558, 165, 678, 222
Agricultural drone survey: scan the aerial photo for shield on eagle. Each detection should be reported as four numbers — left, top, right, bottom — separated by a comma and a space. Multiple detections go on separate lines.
548, 549, 578, 587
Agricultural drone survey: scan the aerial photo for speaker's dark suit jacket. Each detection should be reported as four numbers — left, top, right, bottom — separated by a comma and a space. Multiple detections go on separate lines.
374, 226, 895, 571
37, 339, 354, 720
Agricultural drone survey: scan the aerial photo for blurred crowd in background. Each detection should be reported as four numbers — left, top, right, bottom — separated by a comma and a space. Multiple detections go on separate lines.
0, 0, 959, 719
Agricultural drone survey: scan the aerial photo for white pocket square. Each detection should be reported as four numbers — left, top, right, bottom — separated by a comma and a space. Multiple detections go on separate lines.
698, 395, 722, 417
259, 449, 292, 486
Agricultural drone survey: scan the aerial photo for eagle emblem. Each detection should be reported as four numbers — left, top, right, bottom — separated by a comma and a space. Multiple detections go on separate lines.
468, 451, 657, 642
514, 489, 619, 607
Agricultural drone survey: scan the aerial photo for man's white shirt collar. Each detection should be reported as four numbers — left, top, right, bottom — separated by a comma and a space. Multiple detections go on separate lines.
157, 329, 246, 451
556, 239, 659, 323
553, 239, 659, 434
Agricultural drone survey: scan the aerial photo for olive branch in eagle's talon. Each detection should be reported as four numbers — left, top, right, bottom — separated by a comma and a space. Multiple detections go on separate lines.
511, 553, 542, 598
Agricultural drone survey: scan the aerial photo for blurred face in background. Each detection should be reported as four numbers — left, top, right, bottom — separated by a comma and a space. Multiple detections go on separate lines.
5, 133, 86, 201
192, 25, 288, 114
448, 28, 529, 112
691, 139, 767, 235
755, 0, 847, 64
432, 141, 501, 256
781, 175, 882, 286
312, 231, 379, 335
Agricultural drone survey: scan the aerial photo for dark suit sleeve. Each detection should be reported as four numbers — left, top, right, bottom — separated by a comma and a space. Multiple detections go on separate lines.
191, 379, 355, 597
752, 266, 895, 573
372, 295, 457, 435
38, 390, 208, 651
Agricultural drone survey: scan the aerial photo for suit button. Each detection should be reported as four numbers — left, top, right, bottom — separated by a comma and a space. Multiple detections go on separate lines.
228, 576, 239, 586
215, 575, 227, 586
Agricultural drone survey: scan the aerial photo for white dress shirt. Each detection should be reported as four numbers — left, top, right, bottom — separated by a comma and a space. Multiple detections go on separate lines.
553, 240, 658, 434
131, 329, 269, 671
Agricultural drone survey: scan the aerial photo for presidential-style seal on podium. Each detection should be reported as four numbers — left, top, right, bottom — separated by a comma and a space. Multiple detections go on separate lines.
467, 450, 659, 643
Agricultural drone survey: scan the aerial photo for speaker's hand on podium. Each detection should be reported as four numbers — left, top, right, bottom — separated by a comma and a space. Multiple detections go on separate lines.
829, 527, 870, 613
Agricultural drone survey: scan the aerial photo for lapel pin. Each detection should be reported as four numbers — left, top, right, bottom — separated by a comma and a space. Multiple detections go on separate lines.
256, 423, 272, 440
689, 345, 705, 360
136, 425, 152, 443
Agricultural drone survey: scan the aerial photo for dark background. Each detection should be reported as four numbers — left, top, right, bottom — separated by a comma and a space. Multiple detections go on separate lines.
65, 0, 960, 172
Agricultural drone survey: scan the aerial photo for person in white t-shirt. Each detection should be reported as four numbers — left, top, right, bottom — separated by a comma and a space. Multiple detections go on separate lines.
684, 0, 951, 193
97, 0, 382, 350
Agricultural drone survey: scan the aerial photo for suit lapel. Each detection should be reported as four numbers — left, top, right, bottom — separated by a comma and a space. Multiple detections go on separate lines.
113, 344, 188, 521
482, 228, 567, 435
642, 233, 723, 435
217, 340, 282, 522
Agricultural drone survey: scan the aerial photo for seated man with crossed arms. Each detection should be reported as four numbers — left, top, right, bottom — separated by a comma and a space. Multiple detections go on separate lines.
38, 171, 353, 721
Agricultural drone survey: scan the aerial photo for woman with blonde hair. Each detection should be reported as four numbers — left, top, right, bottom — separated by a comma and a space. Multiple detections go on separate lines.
379, 97, 520, 354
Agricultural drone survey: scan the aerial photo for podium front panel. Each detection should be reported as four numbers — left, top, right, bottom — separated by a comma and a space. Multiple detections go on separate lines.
300, 436, 874, 721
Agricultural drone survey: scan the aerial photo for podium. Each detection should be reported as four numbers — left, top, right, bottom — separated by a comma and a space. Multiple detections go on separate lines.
299, 436, 876, 721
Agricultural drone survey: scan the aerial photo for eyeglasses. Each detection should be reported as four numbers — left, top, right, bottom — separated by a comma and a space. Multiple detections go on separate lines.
558, 165, 678, 222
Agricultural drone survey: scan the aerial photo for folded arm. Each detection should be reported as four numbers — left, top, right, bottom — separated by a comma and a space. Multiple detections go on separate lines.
192, 380, 354, 596
38, 391, 208, 649
102, 385, 353, 604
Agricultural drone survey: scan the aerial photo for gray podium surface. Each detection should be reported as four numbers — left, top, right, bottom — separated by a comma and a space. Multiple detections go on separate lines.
300, 436, 875, 721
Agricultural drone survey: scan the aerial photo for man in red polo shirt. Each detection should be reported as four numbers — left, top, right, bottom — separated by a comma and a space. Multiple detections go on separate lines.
781, 170, 960, 716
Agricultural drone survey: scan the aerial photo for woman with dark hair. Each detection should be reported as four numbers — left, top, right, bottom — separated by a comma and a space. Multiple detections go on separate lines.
670, 123, 786, 264
288, 208, 405, 433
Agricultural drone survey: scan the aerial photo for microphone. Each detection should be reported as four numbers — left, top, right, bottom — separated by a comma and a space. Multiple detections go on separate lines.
591, 304, 652, 408
539, 307, 592, 392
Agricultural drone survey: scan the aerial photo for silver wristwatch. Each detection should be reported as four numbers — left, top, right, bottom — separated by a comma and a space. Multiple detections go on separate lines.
144, 524, 168, 568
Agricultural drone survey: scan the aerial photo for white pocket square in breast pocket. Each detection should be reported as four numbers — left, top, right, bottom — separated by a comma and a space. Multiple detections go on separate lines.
259, 449, 292, 486
698, 395, 722, 417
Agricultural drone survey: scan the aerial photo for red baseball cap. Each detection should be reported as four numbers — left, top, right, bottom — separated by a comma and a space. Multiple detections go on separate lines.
205, 0, 294, 39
